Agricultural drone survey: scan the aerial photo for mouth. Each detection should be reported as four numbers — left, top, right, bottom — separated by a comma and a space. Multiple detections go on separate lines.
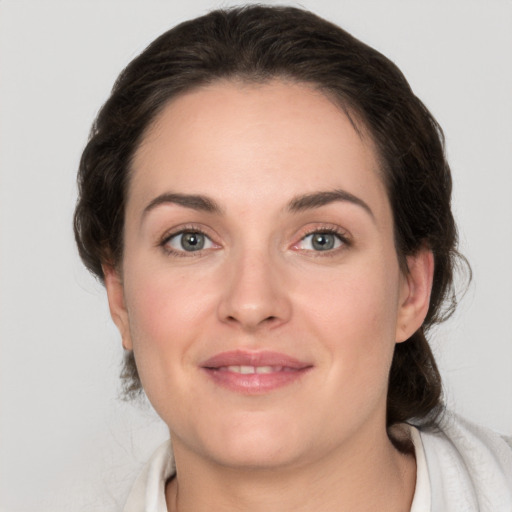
216, 365, 297, 374
200, 350, 313, 394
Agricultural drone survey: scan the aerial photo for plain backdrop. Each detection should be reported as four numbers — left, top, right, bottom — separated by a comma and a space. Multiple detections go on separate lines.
1, 1, 511, 511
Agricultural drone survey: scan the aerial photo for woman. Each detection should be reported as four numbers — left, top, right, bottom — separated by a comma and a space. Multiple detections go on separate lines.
73, 5, 512, 511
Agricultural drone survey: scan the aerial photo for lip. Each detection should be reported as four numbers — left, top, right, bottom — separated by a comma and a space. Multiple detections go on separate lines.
200, 350, 313, 394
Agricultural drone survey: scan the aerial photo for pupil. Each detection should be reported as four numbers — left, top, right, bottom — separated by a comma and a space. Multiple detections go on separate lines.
312, 233, 334, 251
182, 232, 204, 251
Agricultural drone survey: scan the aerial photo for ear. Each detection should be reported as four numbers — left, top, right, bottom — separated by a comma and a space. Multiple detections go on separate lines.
395, 248, 434, 343
103, 264, 133, 350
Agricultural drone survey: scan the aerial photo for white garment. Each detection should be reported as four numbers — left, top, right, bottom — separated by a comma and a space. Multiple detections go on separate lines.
420, 413, 512, 511
409, 426, 431, 511
123, 412, 512, 512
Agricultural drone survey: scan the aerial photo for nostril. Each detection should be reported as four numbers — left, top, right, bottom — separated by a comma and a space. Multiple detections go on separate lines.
225, 314, 278, 326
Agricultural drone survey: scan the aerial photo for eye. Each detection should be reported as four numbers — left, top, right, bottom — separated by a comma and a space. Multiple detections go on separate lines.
164, 231, 215, 253
295, 231, 345, 252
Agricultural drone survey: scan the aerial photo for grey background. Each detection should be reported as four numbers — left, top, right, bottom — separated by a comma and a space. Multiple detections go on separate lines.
1, 1, 511, 511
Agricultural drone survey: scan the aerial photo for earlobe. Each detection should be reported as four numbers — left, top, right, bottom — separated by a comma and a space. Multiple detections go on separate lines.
395, 248, 434, 343
103, 264, 133, 350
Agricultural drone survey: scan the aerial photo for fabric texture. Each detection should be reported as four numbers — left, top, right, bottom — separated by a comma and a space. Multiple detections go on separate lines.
421, 413, 512, 511
123, 411, 512, 512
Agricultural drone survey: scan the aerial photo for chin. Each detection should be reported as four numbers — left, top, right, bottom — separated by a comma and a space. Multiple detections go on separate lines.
194, 411, 308, 470
210, 437, 302, 470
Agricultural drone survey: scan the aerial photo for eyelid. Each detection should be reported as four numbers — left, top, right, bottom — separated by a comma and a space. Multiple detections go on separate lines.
158, 223, 220, 256
290, 224, 352, 253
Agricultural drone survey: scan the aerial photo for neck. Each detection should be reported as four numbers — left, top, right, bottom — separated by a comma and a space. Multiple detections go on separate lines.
165, 424, 416, 512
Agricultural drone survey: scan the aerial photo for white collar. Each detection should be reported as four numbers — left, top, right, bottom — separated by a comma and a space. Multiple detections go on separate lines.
123, 440, 174, 512
409, 425, 432, 512
123, 427, 431, 512
123, 414, 512, 512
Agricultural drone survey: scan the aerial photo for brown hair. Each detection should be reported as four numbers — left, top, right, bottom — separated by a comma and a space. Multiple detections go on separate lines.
74, 5, 467, 449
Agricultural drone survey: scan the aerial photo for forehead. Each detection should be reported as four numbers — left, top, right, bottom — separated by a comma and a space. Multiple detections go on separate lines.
129, 79, 388, 221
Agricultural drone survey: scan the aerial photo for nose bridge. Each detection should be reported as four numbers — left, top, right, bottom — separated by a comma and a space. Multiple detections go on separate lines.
218, 242, 291, 329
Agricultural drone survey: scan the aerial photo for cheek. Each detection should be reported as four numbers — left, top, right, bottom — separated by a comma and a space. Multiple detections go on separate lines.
125, 263, 214, 337
121, 269, 215, 418
296, 261, 401, 374
122, 266, 217, 386
302, 264, 400, 333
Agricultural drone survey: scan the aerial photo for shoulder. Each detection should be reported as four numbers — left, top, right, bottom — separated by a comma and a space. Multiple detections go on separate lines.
418, 411, 512, 512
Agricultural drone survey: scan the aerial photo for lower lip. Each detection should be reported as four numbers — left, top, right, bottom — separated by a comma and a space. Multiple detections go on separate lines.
202, 367, 311, 394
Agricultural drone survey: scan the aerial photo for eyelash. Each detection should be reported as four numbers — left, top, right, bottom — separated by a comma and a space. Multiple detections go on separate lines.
158, 224, 351, 257
293, 226, 351, 256
159, 225, 215, 258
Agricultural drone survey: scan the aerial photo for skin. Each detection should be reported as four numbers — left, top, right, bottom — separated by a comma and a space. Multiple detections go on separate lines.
104, 80, 434, 512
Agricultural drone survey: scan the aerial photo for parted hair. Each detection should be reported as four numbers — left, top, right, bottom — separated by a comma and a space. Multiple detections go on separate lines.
74, 5, 467, 450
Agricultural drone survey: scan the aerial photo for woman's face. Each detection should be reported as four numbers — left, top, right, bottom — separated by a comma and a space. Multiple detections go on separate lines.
105, 80, 431, 469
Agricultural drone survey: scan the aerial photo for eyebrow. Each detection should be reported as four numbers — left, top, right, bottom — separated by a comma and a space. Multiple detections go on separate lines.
141, 188, 374, 221
142, 193, 223, 219
287, 189, 374, 219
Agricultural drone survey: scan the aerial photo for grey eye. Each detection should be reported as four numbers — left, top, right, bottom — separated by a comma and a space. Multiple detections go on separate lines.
298, 232, 342, 251
311, 233, 336, 250
168, 231, 212, 252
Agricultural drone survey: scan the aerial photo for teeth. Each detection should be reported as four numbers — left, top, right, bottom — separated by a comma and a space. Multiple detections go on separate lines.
256, 366, 274, 374
223, 365, 281, 374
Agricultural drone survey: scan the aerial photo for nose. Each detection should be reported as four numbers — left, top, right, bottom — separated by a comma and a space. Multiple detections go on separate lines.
217, 249, 292, 331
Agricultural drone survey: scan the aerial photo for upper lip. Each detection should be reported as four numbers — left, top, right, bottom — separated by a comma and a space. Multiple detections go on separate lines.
201, 350, 312, 369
